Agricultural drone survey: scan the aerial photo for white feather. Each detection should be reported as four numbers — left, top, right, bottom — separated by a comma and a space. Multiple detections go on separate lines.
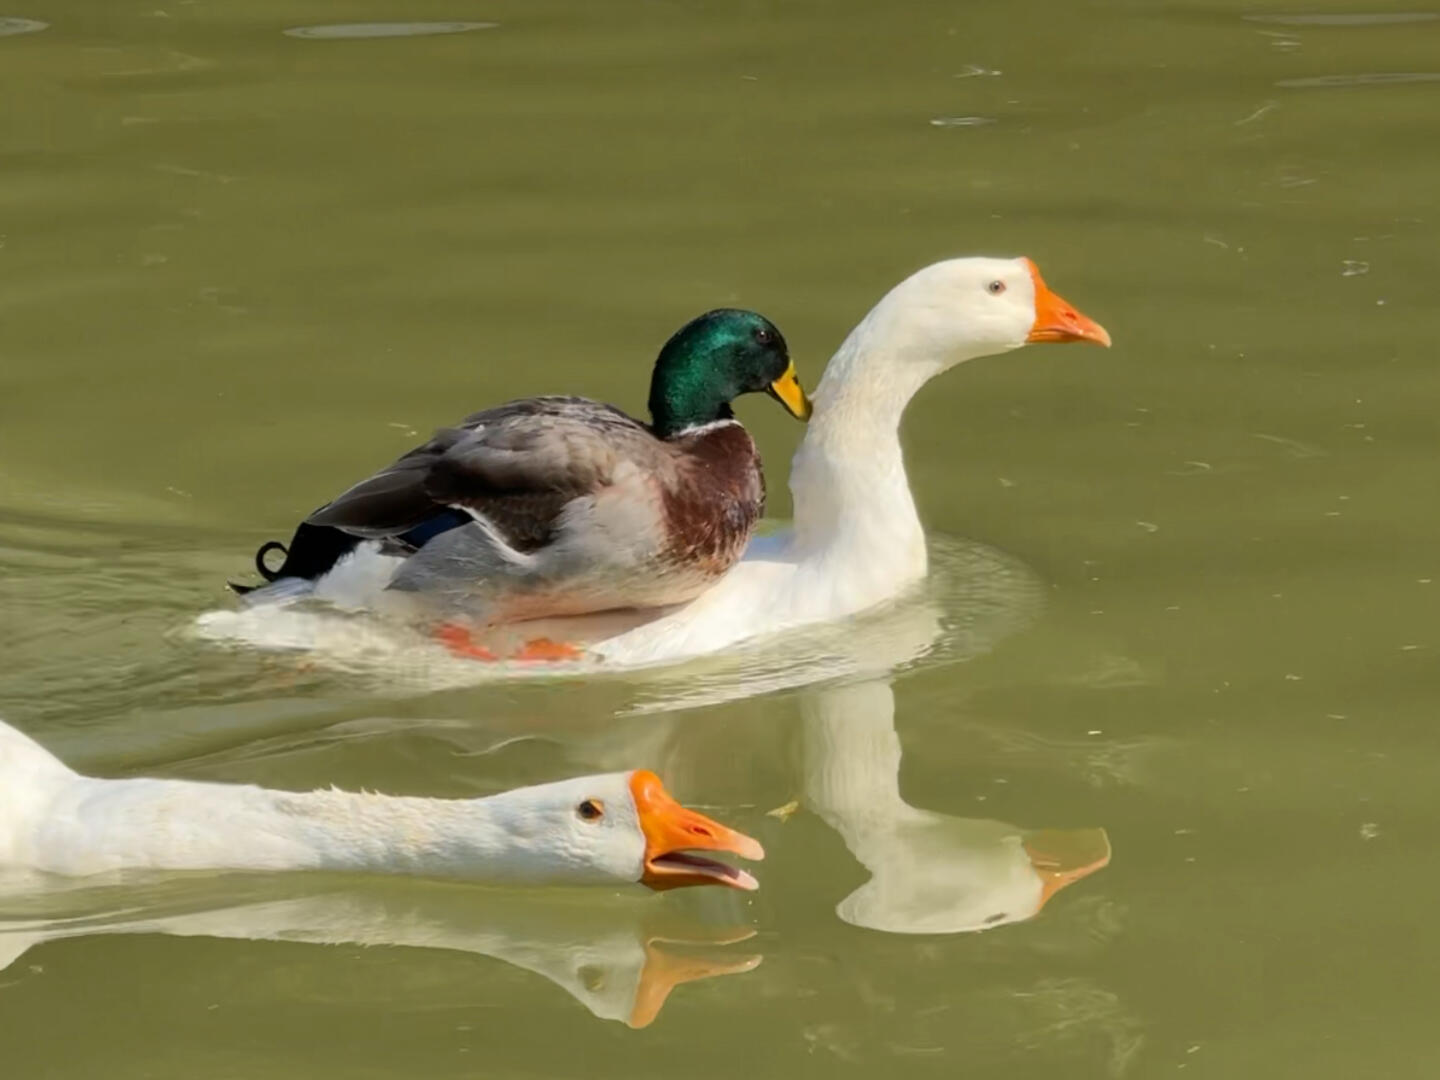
0, 719, 646, 886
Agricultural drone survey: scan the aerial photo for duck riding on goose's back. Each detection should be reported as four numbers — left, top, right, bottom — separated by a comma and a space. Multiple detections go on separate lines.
593, 256, 1112, 665
232, 309, 810, 658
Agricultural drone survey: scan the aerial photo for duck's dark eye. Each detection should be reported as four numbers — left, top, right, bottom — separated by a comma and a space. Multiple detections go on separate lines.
753, 327, 775, 346
577, 798, 604, 822
987, 280, 1007, 295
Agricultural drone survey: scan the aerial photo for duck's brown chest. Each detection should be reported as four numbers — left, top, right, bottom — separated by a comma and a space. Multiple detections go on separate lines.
658, 424, 766, 576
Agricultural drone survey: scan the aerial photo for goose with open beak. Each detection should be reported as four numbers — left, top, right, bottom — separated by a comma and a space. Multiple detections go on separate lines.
0, 720, 762, 890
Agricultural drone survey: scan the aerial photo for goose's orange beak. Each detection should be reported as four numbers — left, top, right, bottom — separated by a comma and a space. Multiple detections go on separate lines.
630, 770, 764, 891
1024, 258, 1112, 348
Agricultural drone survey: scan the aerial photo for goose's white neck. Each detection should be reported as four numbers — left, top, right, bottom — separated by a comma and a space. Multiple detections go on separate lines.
25, 771, 638, 885
790, 303, 986, 592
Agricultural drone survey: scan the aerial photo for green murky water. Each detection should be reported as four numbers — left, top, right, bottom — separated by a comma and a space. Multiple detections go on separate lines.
3, 1, 1438, 1075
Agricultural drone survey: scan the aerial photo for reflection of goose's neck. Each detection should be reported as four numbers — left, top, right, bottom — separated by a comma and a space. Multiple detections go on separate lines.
0, 890, 759, 1028
801, 681, 912, 834
799, 680, 1111, 934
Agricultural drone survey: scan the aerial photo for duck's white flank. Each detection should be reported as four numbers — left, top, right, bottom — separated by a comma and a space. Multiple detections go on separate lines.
594, 256, 1110, 665
0, 721, 761, 888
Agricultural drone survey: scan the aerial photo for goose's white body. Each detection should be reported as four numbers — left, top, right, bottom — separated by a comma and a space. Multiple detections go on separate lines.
593, 256, 1110, 665
0, 720, 759, 889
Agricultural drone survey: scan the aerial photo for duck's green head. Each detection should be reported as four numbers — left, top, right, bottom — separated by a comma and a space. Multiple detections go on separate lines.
647, 309, 811, 438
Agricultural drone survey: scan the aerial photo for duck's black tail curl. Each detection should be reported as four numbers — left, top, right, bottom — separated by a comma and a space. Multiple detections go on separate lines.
227, 522, 363, 597
227, 540, 287, 595
254, 540, 289, 581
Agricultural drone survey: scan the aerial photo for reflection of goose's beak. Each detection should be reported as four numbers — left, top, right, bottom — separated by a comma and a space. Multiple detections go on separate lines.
628, 931, 763, 1028
1023, 827, 1113, 910
631, 770, 765, 891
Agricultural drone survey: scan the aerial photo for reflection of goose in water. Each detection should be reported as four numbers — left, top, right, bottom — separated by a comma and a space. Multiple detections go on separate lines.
801, 680, 1110, 934
0, 881, 760, 1028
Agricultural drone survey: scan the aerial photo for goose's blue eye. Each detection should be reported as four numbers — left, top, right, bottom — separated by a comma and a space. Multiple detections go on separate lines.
987, 280, 1006, 295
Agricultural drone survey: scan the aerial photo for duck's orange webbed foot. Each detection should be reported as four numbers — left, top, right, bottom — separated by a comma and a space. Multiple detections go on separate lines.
513, 637, 585, 662
434, 622, 498, 661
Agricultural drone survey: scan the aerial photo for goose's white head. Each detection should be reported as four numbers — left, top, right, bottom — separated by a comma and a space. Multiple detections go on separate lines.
855, 255, 1111, 377
834, 821, 1113, 935
491, 770, 764, 891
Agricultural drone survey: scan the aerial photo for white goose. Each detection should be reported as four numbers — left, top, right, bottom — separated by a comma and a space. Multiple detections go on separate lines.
0, 720, 762, 889
592, 256, 1110, 665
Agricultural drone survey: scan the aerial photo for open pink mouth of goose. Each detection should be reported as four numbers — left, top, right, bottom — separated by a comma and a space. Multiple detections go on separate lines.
647, 851, 760, 891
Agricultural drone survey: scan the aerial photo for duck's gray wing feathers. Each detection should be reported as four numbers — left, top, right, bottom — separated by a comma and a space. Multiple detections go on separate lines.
302, 438, 447, 537
306, 397, 664, 549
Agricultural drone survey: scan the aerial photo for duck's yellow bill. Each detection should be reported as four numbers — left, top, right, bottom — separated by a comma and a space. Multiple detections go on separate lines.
767, 362, 812, 421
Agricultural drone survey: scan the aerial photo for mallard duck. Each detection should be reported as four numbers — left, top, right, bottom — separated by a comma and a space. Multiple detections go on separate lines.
0, 719, 762, 888
594, 256, 1111, 665
234, 309, 810, 656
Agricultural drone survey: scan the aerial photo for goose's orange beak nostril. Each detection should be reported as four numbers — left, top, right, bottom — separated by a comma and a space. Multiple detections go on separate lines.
630, 770, 764, 891
1023, 257, 1112, 347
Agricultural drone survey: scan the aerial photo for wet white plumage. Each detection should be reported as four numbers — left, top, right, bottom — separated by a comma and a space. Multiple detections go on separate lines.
0, 719, 645, 884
